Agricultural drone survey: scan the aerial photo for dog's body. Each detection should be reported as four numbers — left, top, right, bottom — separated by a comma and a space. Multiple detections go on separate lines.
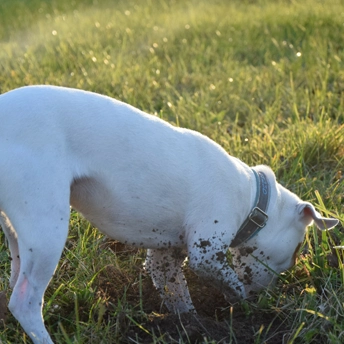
0, 86, 338, 343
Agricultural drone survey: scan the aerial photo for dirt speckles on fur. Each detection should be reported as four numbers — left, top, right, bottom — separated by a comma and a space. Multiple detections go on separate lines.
238, 246, 257, 256
244, 266, 252, 274
215, 251, 226, 262
199, 240, 211, 247
244, 266, 253, 284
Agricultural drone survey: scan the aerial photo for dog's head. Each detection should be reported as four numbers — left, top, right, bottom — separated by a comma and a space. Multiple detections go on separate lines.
230, 169, 339, 296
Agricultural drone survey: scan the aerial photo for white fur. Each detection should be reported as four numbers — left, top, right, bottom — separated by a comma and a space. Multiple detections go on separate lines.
0, 86, 338, 343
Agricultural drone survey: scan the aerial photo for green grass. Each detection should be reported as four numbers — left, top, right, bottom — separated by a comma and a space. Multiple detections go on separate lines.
0, 0, 343, 342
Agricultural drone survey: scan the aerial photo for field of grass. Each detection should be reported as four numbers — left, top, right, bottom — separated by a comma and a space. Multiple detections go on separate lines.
0, 0, 343, 342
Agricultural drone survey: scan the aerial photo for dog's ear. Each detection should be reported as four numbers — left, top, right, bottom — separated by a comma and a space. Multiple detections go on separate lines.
297, 202, 339, 230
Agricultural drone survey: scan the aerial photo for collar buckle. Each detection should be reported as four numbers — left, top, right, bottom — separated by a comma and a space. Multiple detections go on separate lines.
249, 207, 268, 228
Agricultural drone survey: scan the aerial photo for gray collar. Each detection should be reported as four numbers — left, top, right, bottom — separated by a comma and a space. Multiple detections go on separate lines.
229, 169, 270, 248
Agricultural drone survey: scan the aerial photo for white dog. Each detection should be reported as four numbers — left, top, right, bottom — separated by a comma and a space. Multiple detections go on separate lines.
0, 86, 338, 343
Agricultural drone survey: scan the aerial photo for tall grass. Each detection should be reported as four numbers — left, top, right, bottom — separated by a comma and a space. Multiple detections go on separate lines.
0, 0, 343, 342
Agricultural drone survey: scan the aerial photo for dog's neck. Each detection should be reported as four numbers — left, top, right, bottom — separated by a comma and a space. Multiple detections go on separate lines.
229, 169, 270, 247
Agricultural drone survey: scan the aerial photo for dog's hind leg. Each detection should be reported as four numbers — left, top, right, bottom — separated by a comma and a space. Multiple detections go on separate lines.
0, 214, 20, 288
145, 248, 195, 313
7, 204, 70, 344
0, 160, 71, 344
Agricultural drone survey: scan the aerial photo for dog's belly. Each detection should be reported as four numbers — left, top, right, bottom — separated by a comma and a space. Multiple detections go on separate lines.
70, 175, 187, 249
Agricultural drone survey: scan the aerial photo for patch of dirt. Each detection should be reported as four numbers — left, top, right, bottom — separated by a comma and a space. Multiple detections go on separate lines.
96, 242, 290, 343
137, 272, 288, 343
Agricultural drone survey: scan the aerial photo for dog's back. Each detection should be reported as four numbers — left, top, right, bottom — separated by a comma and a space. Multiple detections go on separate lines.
0, 86, 245, 244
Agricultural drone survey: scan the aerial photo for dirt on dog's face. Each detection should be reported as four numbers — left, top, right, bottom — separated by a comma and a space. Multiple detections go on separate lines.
231, 242, 302, 295
230, 220, 306, 295
231, 245, 276, 295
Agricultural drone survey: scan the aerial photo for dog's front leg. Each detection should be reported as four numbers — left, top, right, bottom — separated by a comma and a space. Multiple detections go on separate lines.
145, 248, 195, 313
187, 236, 246, 299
